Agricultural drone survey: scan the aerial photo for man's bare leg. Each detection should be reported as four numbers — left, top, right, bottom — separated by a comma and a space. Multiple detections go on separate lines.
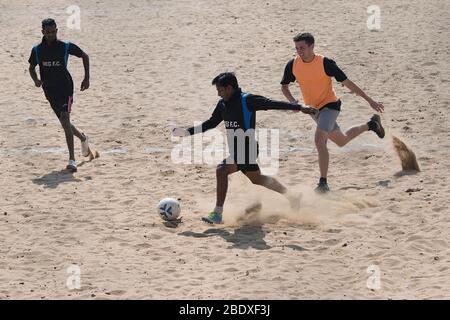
71, 123, 86, 141
315, 128, 330, 191
216, 163, 239, 208
202, 163, 239, 224
328, 124, 369, 147
244, 170, 300, 210
244, 170, 286, 194
59, 112, 75, 161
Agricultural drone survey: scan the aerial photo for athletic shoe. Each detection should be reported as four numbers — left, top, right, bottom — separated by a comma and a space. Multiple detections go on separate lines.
81, 133, 90, 157
201, 211, 223, 224
315, 182, 330, 194
66, 160, 77, 172
369, 114, 385, 139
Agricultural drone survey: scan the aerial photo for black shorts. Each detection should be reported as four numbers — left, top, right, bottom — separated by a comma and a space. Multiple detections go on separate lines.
221, 157, 260, 173
44, 89, 73, 118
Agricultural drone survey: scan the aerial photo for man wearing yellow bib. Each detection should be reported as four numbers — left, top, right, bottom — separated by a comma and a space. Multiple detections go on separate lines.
281, 33, 385, 193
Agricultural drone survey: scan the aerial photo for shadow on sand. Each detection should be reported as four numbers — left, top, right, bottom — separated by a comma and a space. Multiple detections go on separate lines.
32, 169, 82, 188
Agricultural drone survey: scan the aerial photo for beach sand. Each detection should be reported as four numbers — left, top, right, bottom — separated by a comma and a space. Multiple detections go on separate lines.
0, 0, 449, 299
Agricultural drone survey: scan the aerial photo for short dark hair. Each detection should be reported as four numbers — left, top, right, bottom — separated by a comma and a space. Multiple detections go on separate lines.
212, 72, 239, 89
42, 18, 57, 29
293, 33, 314, 46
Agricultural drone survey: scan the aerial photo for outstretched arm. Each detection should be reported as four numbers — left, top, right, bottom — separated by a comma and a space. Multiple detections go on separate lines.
249, 95, 317, 115
341, 79, 384, 113
172, 104, 223, 137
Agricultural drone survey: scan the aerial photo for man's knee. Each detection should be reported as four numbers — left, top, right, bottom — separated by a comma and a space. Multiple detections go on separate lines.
59, 112, 70, 123
329, 131, 347, 147
59, 113, 72, 132
247, 173, 264, 185
315, 130, 328, 147
216, 164, 229, 178
333, 139, 346, 147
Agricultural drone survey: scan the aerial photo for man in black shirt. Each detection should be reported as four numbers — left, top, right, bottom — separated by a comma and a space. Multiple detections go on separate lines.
28, 18, 92, 172
172, 72, 317, 224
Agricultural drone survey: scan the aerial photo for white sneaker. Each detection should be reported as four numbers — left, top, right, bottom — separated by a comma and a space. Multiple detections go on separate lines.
66, 159, 77, 172
81, 134, 90, 157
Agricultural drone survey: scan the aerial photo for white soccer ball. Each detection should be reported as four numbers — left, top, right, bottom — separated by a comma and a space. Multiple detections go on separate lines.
157, 198, 181, 221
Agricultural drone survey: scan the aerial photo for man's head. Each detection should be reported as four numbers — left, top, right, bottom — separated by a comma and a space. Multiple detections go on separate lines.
41, 18, 57, 43
293, 33, 315, 61
212, 72, 239, 101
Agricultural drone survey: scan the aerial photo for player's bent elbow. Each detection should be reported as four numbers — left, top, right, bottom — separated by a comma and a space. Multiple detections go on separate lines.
281, 84, 291, 94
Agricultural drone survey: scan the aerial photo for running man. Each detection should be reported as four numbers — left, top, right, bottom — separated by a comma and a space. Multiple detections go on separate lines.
172, 72, 317, 224
280, 33, 385, 193
28, 18, 91, 172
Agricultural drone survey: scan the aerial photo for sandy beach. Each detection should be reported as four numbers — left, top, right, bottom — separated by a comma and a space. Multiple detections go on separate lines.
0, 0, 449, 299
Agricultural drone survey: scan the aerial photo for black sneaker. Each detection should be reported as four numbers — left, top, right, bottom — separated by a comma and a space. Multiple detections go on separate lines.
369, 114, 385, 139
315, 182, 330, 194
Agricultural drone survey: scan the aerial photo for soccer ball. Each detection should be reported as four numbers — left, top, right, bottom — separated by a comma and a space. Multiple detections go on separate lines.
157, 198, 181, 221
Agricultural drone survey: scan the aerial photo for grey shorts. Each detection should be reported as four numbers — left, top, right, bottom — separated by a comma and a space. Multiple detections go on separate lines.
310, 107, 340, 132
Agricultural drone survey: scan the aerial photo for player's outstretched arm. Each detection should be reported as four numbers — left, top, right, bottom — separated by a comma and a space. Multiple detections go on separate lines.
172, 103, 223, 137
341, 79, 384, 113
249, 95, 317, 115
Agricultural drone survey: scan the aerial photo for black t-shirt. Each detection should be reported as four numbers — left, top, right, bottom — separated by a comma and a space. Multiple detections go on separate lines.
29, 38, 83, 95
187, 89, 302, 134
186, 89, 302, 161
